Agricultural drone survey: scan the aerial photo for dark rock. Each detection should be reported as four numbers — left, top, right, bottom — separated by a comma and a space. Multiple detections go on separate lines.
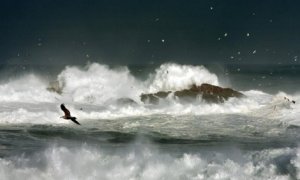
46, 81, 63, 94
140, 91, 171, 104
140, 83, 244, 104
116, 98, 138, 105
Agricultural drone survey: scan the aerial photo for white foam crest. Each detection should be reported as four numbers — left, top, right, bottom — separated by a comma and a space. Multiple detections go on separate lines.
0, 144, 294, 180
275, 92, 300, 126
147, 63, 219, 93
292, 147, 300, 179
57, 63, 144, 104
0, 74, 56, 103
0, 62, 297, 124
243, 91, 299, 121
82, 90, 291, 119
0, 89, 297, 125
0, 108, 64, 125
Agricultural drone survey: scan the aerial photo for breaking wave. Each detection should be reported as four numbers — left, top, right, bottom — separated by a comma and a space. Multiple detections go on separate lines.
0, 74, 56, 103
147, 63, 219, 92
0, 62, 299, 180
57, 63, 144, 104
0, 143, 298, 180
55, 63, 220, 104
0, 62, 298, 125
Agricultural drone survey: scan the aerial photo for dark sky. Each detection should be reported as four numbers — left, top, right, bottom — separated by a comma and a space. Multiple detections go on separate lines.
1, 0, 300, 65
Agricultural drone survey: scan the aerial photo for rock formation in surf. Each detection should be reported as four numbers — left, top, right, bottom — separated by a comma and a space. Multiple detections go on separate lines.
140, 83, 244, 104
47, 81, 63, 94
46, 81, 64, 94
116, 98, 138, 105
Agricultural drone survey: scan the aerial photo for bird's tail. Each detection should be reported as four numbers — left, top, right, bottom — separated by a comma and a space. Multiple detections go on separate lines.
70, 117, 81, 125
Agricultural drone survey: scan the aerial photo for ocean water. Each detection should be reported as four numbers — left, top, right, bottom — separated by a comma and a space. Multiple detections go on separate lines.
0, 62, 299, 180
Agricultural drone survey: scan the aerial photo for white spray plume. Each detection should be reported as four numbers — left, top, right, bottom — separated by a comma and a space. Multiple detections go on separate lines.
147, 63, 219, 93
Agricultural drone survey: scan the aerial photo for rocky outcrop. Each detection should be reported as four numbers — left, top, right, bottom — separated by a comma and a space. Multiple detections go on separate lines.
46, 81, 63, 94
116, 98, 138, 105
140, 83, 244, 104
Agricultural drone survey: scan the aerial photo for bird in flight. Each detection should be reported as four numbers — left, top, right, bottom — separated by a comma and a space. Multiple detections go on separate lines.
60, 104, 80, 125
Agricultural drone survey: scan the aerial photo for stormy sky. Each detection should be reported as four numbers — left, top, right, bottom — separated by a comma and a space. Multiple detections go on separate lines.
1, 0, 300, 65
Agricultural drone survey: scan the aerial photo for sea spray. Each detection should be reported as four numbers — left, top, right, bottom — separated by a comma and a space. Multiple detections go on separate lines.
57, 63, 144, 104
56, 63, 220, 104
0, 63, 297, 124
0, 74, 56, 103
147, 63, 219, 93
0, 63, 298, 180
0, 143, 295, 180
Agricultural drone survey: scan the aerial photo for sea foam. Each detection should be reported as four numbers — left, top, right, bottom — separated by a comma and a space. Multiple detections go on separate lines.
57, 63, 143, 104
0, 62, 298, 125
147, 63, 219, 93
0, 143, 295, 180
0, 74, 56, 103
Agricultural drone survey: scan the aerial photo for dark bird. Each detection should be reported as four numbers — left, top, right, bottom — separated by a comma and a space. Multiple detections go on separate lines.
60, 104, 80, 125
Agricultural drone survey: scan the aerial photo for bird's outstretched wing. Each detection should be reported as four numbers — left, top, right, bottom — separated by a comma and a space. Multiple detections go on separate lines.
60, 104, 71, 117
70, 117, 81, 125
